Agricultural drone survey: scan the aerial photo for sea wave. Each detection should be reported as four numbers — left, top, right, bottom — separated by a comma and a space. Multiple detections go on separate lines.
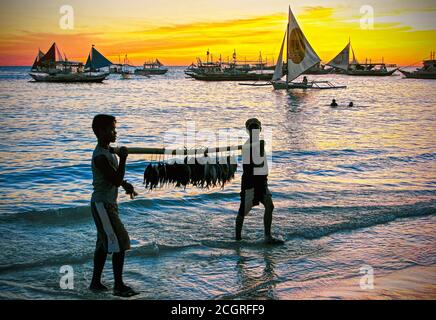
284, 201, 436, 239
0, 200, 433, 274
0, 241, 201, 274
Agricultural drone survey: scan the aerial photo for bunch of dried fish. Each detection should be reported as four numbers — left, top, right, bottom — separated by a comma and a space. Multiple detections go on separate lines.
143, 156, 237, 190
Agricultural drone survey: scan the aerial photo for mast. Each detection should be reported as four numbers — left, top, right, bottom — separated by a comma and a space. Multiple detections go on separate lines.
286, 22, 289, 83
91, 44, 94, 71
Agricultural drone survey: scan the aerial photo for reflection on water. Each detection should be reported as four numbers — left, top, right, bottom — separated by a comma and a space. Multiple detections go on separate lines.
233, 246, 278, 300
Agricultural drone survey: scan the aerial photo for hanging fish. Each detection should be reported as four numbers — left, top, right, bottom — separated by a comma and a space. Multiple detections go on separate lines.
214, 163, 222, 187
210, 164, 217, 187
174, 158, 191, 188
143, 163, 153, 188
143, 152, 237, 191
221, 162, 229, 188
203, 162, 211, 188
187, 157, 199, 187
150, 164, 160, 189
158, 162, 167, 186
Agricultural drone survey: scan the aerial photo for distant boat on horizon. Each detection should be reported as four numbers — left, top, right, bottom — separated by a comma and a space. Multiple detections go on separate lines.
120, 54, 134, 79
399, 52, 436, 79
185, 50, 276, 81
327, 40, 398, 76
134, 59, 168, 75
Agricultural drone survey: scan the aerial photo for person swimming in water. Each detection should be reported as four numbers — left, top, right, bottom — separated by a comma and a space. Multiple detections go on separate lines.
330, 99, 338, 107
302, 76, 308, 86
348, 102, 354, 107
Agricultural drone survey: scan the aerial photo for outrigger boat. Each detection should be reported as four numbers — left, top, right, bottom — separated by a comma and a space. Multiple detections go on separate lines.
271, 7, 346, 90
188, 68, 274, 81
120, 54, 134, 79
186, 51, 277, 81
29, 43, 112, 83
184, 59, 221, 77
327, 40, 398, 76
134, 59, 168, 75
399, 52, 436, 79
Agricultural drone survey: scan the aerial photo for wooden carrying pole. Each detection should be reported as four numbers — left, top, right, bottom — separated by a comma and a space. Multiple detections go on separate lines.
110, 145, 244, 156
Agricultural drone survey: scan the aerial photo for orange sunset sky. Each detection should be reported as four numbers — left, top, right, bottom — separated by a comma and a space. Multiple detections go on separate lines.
0, 0, 435, 66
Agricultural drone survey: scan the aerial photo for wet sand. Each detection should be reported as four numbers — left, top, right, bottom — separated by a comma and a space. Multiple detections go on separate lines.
276, 265, 436, 300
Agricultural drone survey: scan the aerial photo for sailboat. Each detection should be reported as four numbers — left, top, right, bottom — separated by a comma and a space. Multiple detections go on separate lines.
327, 39, 397, 76
326, 40, 355, 74
134, 59, 168, 75
30, 49, 45, 72
272, 7, 346, 90
84, 45, 112, 76
120, 54, 133, 79
29, 43, 111, 82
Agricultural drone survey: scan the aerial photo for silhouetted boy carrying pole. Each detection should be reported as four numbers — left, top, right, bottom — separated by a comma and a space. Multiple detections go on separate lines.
90, 114, 138, 297
236, 118, 283, 244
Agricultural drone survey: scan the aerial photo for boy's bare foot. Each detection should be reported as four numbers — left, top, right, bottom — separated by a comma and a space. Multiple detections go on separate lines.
89, 282, 109, 292
265, 235, 284, 245
113, 284, 139, 298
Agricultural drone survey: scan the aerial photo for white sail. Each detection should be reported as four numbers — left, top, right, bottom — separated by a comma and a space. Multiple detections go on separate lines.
327, 42, 350, 71
272, 31, 286, 81
286, 6, 321, 82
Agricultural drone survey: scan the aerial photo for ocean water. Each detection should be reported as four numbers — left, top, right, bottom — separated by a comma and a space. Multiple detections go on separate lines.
0, 66, 435, 299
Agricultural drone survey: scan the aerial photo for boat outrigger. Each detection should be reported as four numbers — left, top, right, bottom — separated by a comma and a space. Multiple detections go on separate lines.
271, 7, 346, 90
302, 62, 331, 75
327, 40, 398, 76
399, 52, 436, 79
29, 43, 112, 83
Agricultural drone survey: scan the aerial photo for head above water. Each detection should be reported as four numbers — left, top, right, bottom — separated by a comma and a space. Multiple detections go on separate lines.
245, 118, 262, 133
332, 99, 336, 103
92, 114, 117, 144
349, 102, 354, 107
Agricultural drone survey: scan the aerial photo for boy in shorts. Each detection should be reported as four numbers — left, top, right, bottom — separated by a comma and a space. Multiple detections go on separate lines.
236, 118, 282, 244
90, 114, 138, 297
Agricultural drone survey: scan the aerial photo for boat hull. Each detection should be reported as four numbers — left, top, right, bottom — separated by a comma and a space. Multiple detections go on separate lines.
272, 81, 312, 90
134, 69, 168, 75
188, 73, 273, 81
303, 69, 332, 75
120, 73, 132, 79
399, 70, 436, 79
272, 80, 346, 90
346, 69, 397, 76
29, 72, 109, 83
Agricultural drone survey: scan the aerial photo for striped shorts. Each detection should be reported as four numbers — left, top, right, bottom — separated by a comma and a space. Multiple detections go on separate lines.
91, 202, 131, 253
